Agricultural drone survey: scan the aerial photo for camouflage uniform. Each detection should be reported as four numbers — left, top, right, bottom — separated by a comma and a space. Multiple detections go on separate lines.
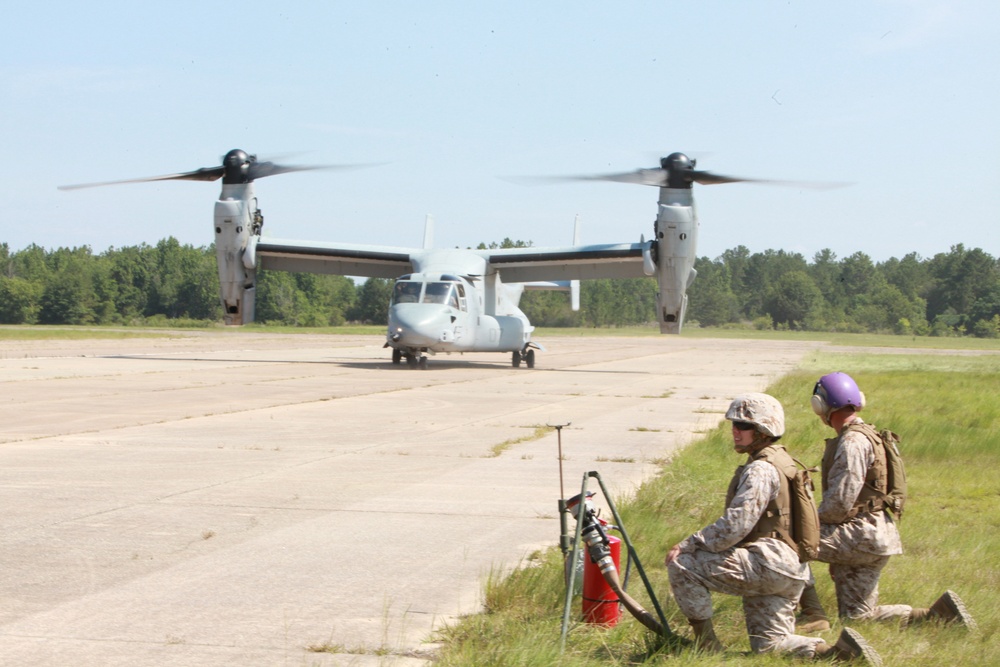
668, 455, 824, 655
815, 418, 910, 621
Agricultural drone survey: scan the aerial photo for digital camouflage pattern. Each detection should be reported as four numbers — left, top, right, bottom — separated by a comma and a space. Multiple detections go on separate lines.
815, 418, 910, 621
726, 393, 785, 438
668, 460, 824, 655
725, 393, 785, 438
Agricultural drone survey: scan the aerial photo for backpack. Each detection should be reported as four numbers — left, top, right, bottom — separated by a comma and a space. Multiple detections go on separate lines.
729, 446, 821, 562
783, 457, 822, 562
867, 427, 907, 520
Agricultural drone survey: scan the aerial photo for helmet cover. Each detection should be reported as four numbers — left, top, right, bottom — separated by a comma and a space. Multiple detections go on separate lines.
725, 392, 785, 439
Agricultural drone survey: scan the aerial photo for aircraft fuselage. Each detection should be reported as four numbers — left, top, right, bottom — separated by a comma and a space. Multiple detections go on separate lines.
386, 269, 532, 360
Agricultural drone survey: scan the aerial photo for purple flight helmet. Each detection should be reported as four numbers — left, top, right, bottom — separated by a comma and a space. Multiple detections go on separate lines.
811, 372, 866, 419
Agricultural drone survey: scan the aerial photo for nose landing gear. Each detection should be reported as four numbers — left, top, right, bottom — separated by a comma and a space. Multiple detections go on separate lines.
405, 354, 428, 369
512, 347, 536, 368
391, 347, 428, 369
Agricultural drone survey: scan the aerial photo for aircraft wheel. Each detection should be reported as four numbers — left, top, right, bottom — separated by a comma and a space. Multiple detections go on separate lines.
407, 355, 418, 368
392, 348, 402, 365
418, 356, 428, 370
525, 349, 535, 368
512, 351, 521, 368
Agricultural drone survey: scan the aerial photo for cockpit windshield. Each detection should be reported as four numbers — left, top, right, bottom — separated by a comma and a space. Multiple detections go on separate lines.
422, 282, 460, 309
391, 281, 422, 305
392, 279, 464, 310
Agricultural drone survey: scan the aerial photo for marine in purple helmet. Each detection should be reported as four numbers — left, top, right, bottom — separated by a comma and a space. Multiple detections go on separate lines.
796, 372, 976, 632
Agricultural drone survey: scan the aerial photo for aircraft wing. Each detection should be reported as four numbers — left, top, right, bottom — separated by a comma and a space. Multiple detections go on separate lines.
252, 237, 416, 279
483, 241, 650, 282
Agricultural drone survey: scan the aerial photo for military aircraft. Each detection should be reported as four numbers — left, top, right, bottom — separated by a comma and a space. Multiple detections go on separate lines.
60, 149, 806, 368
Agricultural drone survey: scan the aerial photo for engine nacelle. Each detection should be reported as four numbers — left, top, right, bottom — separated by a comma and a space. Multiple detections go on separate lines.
214, 188, 257, 325
652, 188, 699, 334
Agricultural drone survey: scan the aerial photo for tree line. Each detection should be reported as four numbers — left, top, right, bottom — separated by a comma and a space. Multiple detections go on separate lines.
1, 239, 998, 338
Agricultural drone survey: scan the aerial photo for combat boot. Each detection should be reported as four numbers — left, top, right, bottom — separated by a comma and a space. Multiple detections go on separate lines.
689, 618, 724, 653
910, 590, 977, 629
797, 584, 831, 633
813, 627, 882, 666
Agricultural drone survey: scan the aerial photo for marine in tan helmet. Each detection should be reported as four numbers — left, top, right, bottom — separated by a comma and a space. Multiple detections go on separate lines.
665, 393, 881, 664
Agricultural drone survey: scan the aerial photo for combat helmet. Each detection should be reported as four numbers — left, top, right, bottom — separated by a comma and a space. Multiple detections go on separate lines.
725, 393, 785, 439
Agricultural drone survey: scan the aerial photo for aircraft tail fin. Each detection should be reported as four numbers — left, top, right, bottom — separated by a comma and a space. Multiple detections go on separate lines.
422, 214, 434, 249
570, 214, 581, 310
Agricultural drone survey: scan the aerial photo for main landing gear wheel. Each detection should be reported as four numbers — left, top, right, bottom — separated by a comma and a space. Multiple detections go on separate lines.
392, 348, 402, 365
418, 357, 428, 370
525, 349, 535, 368
512, 351, 521, 368
407, 355, 418, 368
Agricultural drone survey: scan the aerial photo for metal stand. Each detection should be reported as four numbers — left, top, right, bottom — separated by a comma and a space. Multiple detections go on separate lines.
559, 470, 676, 651
551, 423, 572, 567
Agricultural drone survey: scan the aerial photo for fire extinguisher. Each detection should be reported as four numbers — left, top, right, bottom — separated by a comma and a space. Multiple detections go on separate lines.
566, 491, 664, 636
582, 535, 621, 626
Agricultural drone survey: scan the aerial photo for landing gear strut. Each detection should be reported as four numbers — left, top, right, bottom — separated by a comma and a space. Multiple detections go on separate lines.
513, 346, 537, 369
391, 346, 428, 370
402, 352, 427, 369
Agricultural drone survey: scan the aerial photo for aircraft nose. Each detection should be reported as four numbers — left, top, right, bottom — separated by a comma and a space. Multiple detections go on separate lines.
388, 305, 454, 346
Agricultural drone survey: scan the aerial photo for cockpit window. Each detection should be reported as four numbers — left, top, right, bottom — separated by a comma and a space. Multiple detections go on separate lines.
422, 282, 460, 309
391, 281, 422, 304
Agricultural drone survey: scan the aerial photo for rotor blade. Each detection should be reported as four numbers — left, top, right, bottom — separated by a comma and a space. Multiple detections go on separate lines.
692, 171, 851, 190
689, 170, 761, 186
57, 166, 224, 191
506, 169, 848, 190
503, 169, 669, 188
574, 168, 669, 187
246, 162, 381, 181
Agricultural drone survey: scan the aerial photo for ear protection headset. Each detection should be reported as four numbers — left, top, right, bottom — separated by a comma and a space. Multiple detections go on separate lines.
810, 375, 866, 419
810, 386, 832, 417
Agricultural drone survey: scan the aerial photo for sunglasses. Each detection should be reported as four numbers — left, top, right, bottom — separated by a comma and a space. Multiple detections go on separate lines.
731, 421, 757, 432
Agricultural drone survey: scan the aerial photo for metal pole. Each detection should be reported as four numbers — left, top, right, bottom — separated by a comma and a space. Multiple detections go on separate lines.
551, 422, 570, 503
551, 423, 573, 564
560, 470, 590, 652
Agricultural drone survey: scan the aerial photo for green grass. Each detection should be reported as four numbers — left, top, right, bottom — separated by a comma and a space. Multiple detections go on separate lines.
0, 323, 386, 340
240, 323, 385, 335
534, 325, 1000, 350
5, 322, 1000, 351
487, 426, 556, 458
432, 349, 1000, 666
0, 325, 178, 340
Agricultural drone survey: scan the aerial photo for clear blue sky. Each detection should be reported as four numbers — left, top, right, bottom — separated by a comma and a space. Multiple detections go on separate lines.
3, 1, 997, 263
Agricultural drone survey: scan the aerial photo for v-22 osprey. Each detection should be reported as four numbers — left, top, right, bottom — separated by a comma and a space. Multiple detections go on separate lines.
61, 150, 805, 368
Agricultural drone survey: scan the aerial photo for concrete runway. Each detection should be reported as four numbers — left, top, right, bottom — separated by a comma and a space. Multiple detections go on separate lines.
0, 331, 819, 666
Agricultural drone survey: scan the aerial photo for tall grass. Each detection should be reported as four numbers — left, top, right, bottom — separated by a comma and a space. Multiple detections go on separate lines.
434, 350, 1000, 666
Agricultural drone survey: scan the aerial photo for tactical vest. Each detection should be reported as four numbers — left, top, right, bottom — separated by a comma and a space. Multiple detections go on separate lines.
725, 444, 797, 552
822, 421, 888, 520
